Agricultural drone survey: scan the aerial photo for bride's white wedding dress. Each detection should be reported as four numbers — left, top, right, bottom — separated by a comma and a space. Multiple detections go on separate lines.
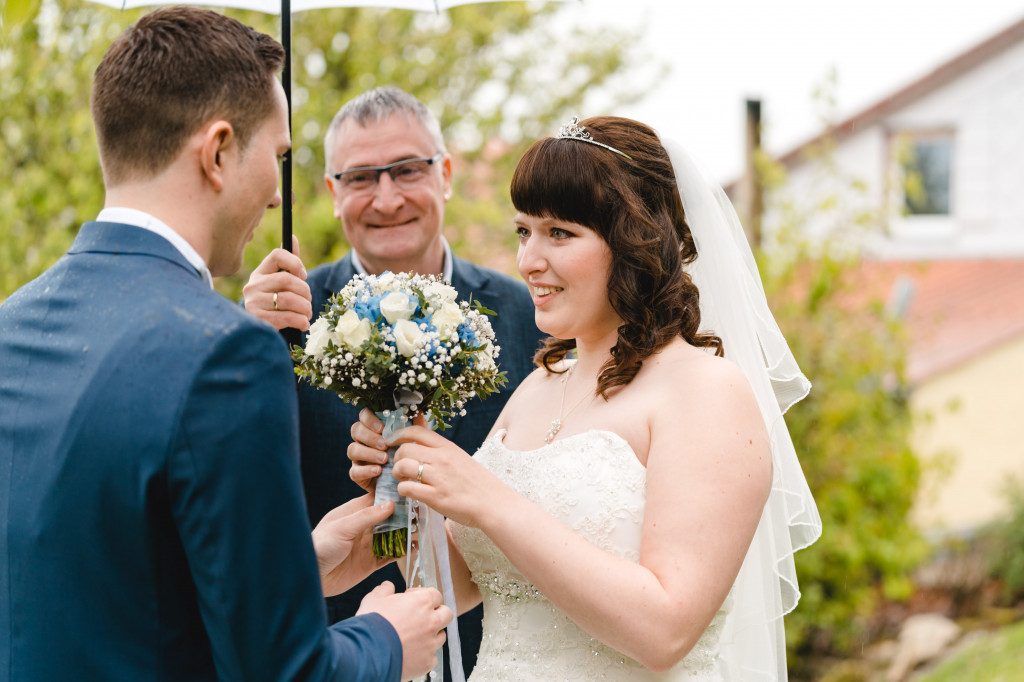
449, 429, 731, 681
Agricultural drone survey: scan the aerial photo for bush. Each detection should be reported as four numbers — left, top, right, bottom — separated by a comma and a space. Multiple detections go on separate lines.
760, 248, 928, 677
982, 477, 1024, 604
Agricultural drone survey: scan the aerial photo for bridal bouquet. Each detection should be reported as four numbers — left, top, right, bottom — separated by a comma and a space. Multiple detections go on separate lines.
292, 271, 506, 557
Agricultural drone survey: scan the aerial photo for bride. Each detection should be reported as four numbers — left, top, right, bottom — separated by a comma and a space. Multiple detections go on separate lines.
349, 116, 821, 681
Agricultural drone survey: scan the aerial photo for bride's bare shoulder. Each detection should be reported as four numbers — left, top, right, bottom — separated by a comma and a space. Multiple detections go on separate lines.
640, 339, 753, 400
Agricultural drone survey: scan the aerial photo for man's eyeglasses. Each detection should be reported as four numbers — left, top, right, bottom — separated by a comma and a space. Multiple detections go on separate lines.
331, 153, 443, 193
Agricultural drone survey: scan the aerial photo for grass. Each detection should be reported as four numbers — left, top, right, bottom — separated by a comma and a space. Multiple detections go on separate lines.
915, 619, 1024, 682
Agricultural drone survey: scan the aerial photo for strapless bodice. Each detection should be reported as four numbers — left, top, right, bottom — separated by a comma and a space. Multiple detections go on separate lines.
449, 430, 729, 681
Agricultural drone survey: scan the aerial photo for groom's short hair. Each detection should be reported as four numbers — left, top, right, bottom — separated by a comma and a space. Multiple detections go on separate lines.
91, 6, 285, 186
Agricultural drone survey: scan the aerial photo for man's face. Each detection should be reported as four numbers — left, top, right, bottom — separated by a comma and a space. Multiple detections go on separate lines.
326, 113, 452, 275
208, 81, 290, 278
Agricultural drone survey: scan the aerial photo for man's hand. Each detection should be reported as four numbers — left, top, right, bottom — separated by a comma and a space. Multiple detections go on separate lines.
242, 235, 312, 331
311, 495, 395, 597
357, 582, 452, 681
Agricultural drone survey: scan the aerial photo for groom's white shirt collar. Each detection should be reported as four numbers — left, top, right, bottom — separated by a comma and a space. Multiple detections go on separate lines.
97, 207, 214, 289
350, 237, 454, 282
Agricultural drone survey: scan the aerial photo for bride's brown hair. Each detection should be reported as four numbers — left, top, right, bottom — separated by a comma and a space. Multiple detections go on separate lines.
511, 116, 723, 397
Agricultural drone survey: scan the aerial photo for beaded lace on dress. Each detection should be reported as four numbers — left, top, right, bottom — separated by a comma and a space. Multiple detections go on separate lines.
449, 429, 732, 681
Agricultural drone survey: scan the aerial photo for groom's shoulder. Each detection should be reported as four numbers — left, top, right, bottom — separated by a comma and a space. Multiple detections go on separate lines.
148, 286, 284, 361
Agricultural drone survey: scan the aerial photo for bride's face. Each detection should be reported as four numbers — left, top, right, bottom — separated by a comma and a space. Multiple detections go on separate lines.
515, 212, 622, 344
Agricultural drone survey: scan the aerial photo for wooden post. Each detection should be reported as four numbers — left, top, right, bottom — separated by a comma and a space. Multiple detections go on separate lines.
743, 98, 763, 247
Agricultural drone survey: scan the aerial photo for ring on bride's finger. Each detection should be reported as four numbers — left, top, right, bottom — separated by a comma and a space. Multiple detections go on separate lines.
416, 462, 425, 483
272, 292, 278, 311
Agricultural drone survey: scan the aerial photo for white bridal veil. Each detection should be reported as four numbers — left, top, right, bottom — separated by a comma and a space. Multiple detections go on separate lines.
660, 137, 823, 681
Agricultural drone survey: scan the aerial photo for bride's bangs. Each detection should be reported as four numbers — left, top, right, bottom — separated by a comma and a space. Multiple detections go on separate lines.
511, 137, 607, 230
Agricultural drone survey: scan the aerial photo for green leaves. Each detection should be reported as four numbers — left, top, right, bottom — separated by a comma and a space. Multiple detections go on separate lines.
0, 2, 144, 302
2, 2, 650, 304
761, 245, 927, 672
1, 0, 40, 34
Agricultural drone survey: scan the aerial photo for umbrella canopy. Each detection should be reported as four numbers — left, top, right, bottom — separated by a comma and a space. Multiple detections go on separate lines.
86, 0, 578, 259
89, 0, 548, 11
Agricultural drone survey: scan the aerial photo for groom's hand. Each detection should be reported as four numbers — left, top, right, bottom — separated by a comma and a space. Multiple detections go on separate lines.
311, 495, 395, 597
242, 235, 312, 331
357, 582, 452, 681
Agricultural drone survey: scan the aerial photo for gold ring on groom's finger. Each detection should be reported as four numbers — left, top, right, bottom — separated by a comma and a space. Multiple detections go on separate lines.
272, 292, 278, 311
416, 462, 425, 483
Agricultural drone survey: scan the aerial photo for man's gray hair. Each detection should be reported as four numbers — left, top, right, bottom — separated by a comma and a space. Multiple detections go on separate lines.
324, 87, 447, 175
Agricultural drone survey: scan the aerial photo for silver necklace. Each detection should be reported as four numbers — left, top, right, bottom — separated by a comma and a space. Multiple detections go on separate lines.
544, 363, 590, 444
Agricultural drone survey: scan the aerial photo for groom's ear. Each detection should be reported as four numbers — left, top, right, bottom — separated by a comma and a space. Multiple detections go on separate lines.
198, 120, 235, 192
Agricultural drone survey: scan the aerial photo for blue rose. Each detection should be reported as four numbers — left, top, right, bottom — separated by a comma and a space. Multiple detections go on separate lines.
353, 293, 384, 322
458, 325, 478, 348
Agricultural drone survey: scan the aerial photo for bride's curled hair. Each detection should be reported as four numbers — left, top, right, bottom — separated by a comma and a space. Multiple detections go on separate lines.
511, 116, 723, 396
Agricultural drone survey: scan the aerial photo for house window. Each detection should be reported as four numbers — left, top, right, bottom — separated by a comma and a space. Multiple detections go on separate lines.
899, 134, 952, 216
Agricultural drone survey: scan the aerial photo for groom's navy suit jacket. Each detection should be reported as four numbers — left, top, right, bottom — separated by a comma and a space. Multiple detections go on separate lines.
297, 253, 544, 674
0, 222, 402, 681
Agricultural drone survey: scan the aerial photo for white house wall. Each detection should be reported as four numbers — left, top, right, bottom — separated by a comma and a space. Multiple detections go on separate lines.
771, 38, 1024, 260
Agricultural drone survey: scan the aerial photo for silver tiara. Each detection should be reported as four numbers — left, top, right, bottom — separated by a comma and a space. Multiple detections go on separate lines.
556, 116, 632, 160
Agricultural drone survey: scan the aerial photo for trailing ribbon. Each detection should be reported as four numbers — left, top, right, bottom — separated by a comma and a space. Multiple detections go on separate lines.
407, 503, 465, 682
377, 390, 464, 682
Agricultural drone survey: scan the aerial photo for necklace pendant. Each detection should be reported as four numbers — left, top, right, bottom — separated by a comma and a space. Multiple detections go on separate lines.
545, 418, 562, 444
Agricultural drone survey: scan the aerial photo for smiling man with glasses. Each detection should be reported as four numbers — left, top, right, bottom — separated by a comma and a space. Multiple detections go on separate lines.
243, 86, 544, 680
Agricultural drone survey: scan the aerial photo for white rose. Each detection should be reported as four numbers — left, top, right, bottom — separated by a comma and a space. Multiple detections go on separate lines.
423, 280, 458, 305
380, 291, 418, 324
432, 301, 464, 339
334, 309, 372, 350
393, 319, 427, 357
305, 317, 332, 358
375, 271, 396, 290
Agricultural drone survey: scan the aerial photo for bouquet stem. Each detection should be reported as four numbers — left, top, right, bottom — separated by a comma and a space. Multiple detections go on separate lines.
372, 527, 408, 559
372, 410, 412, 559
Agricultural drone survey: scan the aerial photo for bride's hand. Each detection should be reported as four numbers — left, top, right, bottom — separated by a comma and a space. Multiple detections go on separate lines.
348, 408, 430, 493
388, 426, 512, 529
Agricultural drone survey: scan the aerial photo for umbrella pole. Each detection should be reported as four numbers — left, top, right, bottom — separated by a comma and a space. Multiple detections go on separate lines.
281, 0, 293, 254
279, 0, 302, 349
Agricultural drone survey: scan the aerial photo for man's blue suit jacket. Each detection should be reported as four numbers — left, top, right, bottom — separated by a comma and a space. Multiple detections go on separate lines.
297, 254, 544, 672
0, 222, 402, 681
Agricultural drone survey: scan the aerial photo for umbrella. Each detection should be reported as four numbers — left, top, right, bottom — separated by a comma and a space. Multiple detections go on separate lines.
86, 0, 579, 256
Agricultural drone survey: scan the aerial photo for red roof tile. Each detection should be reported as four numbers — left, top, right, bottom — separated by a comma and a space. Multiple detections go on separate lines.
854, 259, 1024, 384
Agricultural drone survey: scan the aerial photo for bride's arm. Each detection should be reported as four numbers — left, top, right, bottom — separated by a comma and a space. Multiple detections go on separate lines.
391, 357, 771, 672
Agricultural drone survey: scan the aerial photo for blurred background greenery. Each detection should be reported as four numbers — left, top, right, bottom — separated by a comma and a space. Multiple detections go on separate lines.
3, 2, 1022, 679
0, 0, 651, 302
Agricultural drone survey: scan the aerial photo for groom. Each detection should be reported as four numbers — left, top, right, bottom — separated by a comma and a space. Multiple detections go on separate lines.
0, 7, 450, 681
